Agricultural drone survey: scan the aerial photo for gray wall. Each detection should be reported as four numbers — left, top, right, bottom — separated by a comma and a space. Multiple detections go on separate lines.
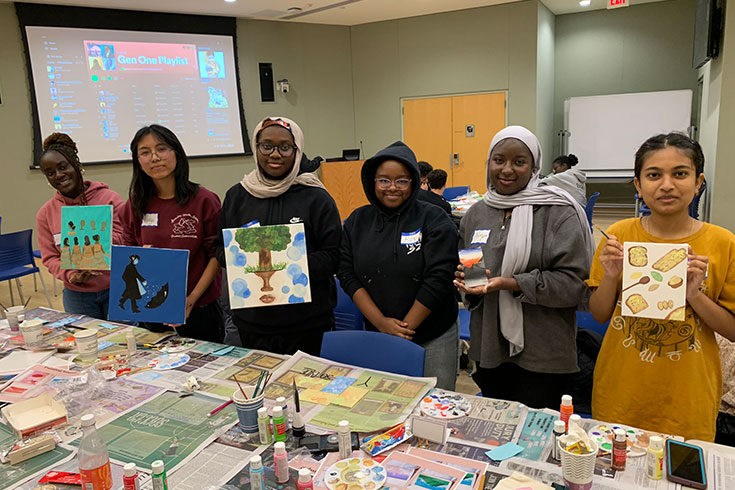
554, 0, 699, 159
536, 2, 556, 173
351, 0, 540, 157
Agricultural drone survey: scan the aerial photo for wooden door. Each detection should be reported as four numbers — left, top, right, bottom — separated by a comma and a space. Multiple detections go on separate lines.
402, 97, 453, 186
402, 93, 505, 193
451, 93, 506, 194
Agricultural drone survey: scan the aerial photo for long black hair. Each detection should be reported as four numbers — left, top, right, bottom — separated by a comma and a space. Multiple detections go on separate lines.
41, 133, 87, 205
634, 132, 704, 179
129, 124, 199, 220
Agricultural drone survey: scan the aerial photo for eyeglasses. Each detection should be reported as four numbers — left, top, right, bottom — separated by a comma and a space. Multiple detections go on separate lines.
257, 143, 298, 157
138, 146, 172, 163
375, 178, 412, 190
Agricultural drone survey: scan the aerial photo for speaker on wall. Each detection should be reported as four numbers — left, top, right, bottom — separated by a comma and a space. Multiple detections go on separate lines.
259, 62, 275, 102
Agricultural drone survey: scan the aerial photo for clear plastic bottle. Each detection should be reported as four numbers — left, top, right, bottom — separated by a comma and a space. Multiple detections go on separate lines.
79, 413, 113, 490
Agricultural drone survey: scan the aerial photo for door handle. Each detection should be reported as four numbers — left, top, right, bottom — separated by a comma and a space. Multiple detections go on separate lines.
452, 153, 463, 166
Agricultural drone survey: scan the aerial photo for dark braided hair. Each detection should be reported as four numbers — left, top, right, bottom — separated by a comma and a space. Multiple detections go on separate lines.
552, 153, 579, 168
41, 133, 87, 205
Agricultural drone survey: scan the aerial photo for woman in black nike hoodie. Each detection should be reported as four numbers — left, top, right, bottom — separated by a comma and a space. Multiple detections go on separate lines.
338, 141, 460, 389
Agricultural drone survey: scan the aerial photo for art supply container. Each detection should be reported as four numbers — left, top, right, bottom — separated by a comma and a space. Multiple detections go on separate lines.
5, 305, 25, 332
232, 387, 264, 434
559, 438, 598, 490
20, 318, 44, 348
75, 329, 99, 362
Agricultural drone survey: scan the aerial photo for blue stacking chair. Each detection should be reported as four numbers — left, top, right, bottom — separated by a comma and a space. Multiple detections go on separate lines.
584, 192, 600, 231
443, 186, 470, 201
458, 308, 471, 341
333, 277, 364, 330
320, 330, 425, 377
576, 311, 609, 337
0, 229, 52, 307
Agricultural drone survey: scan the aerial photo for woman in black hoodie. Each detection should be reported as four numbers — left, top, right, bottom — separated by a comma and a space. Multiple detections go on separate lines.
338, 141, 460, 389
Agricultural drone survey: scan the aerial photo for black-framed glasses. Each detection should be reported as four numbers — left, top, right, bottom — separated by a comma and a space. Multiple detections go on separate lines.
257, 143, 298, 157
375, 178, 412, 190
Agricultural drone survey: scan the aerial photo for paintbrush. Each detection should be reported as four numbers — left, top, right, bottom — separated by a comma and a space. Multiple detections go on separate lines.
233, 376, 248, 400
291, 379, 305, 437
593, 223, 610, 239
252, 370, 266, 398
23, 296, 32, 309
208, 399, 233, 417
0, 302, 8, 312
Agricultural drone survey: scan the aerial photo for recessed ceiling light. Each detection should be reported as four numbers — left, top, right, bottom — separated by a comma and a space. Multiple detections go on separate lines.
224, 0, 236, 3
579, 0, 591, 5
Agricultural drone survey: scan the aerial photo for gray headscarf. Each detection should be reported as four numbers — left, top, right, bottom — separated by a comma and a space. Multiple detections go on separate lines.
482, 126, 594, 357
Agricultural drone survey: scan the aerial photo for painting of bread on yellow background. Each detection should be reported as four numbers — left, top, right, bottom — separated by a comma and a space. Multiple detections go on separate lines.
622, 242, 687, 321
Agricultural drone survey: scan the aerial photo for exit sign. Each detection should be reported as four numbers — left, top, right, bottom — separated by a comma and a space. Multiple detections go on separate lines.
608, 0, 629, 8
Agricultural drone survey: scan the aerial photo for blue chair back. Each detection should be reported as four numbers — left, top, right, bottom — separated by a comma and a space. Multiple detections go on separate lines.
0, 230, 36, 271
443, 186, 470, 201
320, 330, 425, 377
584, 192, 600, 230
334, 277, 364, 330
458, 309, 471, 341
576, 311, 609, 337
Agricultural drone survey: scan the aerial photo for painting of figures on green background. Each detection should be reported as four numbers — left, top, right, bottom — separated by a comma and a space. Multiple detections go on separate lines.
60, 205, 113, 270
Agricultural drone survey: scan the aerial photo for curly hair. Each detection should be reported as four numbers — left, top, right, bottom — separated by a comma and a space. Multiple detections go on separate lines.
41, 132, 87, 204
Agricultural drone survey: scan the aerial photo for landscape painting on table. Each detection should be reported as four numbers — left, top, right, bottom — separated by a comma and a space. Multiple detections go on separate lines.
60, 205, 113, 270
223, 224, 311, 309
108, 246, 189, 324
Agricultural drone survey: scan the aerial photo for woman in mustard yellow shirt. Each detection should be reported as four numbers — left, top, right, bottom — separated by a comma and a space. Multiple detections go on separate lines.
588, 132, 735, 441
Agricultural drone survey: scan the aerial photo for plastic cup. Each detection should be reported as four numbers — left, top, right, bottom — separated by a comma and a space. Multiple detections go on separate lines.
5, 306, 25, 332
232, 387, 265, 434
559, 439, 599, 490
74, 329, 99, 362
20, 319, 44, 348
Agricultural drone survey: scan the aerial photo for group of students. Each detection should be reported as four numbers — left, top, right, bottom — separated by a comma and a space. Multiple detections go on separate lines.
35, 117, 735, 444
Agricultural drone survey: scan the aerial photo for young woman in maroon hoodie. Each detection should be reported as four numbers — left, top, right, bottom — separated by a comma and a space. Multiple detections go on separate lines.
36, 133, 125, 319
120, 125, 223, 342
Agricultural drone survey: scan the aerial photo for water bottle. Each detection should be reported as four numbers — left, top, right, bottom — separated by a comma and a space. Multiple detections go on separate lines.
79, 413, 112, 490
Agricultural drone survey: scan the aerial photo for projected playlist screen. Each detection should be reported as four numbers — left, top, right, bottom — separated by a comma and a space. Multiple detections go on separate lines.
26, 26, 246, 163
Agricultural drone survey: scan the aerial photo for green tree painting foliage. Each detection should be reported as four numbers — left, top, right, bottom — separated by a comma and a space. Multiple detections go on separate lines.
235, 225, 292, 271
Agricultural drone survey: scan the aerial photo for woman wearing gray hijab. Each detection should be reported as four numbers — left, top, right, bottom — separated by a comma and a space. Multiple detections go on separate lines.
454, 126, 593, 409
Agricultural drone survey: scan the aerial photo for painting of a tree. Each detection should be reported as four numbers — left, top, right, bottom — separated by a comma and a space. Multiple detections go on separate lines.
234, 226, 292, 295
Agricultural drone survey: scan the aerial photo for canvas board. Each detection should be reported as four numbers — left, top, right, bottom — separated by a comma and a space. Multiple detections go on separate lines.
60, 204, 113, 270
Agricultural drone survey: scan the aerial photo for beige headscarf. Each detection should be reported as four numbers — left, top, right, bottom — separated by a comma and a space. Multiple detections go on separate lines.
240, 116, 325, 198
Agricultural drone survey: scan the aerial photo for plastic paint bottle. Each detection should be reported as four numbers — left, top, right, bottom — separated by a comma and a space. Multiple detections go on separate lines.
151, 460, 169, 490
249, 455, 266, 490
272, 406, 287, 442
126, 331, 136, 356
274, 442, 290, 484
551, 420, 566, 461
338, 420, 352, 459
78, 414, 113, 490
612, 428, 627, 471
646, 436, 664, 480
276, 396, 290, 430
560, 395, 573, 432
257, 407, 272, 445
568, 414, 582, 432
122, 463, 140, 490
297, 468, 314, 490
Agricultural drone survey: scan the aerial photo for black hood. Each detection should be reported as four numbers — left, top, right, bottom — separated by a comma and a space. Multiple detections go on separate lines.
361, 141, 421, 215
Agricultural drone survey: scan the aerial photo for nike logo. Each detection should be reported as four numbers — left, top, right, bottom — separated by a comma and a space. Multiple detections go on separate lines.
289, 217, 303, 223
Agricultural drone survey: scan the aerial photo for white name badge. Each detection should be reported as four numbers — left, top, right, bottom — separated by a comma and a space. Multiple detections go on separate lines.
401, 229, 422, 245
470, 229, 491, 245
141, 213, 158, 227
53, 233, 61, 246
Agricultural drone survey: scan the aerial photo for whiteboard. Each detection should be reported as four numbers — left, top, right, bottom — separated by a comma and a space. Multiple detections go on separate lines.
564, 90, 692, 178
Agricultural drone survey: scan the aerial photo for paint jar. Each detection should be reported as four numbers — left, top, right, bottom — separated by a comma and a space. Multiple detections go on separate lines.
646, 436, 664, 480
559, 438, 599, 490
297, 468, 314, 490
122, 463, 139, 490
257, 407, 272, 445
249, 455, 265, 490
151, 460, 168, 490
338, 420, 351, 459
276, 395, 290, 430
551, 419, 566, 461
274, 441, 289, 483
20, 318, 44, 348
74, 329, 99, 362
272, 406, 287, 442
5, 305, 25, 332
611, 428, 627, 471
560, 394, 573, 432
232, 387, 265, 435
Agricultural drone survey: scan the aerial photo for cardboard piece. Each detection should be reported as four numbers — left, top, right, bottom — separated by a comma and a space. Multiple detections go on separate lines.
108, 246, 189, 324
622, 242, 688, 321
459, 248, 487, 288
60, 205, 113, 270
223, 224, 311, 309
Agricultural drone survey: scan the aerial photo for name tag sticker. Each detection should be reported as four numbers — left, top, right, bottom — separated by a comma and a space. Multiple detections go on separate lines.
53, 233, 62, 246
471, 229, 491, 245
401, 229, 422, 246
142, 213, 158, 227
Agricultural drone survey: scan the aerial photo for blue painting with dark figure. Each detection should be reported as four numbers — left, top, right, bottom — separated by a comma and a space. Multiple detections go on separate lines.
109, 245, 189, 323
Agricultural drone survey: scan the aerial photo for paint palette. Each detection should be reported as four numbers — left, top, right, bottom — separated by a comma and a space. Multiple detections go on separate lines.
420, 390, 471, 419
148, 353, 190, 371
159, 338, 196, 353
587, 424, 664, 457
324, 457, 386, 490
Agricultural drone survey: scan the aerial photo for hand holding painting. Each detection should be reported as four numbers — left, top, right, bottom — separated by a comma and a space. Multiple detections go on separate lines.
598, 233, 624, 279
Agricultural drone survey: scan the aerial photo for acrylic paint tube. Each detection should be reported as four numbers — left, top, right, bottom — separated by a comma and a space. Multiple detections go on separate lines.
122, 463, 139, 490
150, 460, 168, 490
297, 468, 314, 490
249, 455, 266, 490
612, 428, 627, 471
338, 420, 351, 459
272, 406, 287, 442
551, 420, 565, 461
257, 407, 272, 445
274, 442, 290, 483
560, 395, 573, 432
